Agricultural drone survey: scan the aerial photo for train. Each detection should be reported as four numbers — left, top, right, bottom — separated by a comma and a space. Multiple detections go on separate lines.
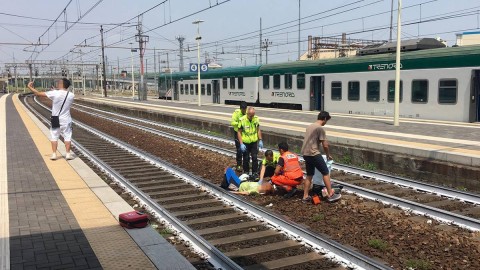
159, 44, 480, 122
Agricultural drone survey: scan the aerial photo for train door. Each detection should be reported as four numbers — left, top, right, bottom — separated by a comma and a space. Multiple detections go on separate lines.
470, 70, 480, 122
309, 76, 324, 111
212, 80, 220, 104
173, 81, 179, 101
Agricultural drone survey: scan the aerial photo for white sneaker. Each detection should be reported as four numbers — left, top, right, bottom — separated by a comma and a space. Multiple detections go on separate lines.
228, 183, 239, 191
50, 153, 57, 160
65, 153, 75, 160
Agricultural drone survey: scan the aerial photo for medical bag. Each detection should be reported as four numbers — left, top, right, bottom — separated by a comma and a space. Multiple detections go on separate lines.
119, 211, 149, 229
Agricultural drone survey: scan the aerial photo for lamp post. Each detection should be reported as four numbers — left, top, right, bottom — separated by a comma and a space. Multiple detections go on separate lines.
130, 43, 137, 100
394, 0, 402, 126
193, 19, 204, 106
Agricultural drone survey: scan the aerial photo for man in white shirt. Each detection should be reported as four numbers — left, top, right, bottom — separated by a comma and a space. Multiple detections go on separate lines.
27, 78, 75, 160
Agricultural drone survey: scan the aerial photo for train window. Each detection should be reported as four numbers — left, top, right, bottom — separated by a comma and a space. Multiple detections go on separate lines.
387, 80, 403, 102
438, 79, 457, 104
263, 75, 270, 89
222, 77, 228, 89
180, 84, 184, 95
185, 84, 189, 95
285, 73, 292, 89
348, 81, 360, 101
412, 80, 428, 103
201, 84, 205, 95
195, 84, 199, 95
331, 82, 342, 100
367, 81, 380, 102
230, 77, 236, 89
190, 84, 194, 95
273, 74, 281, 89
238, 76, 244, 89
207, 84, 212, 96
297, 73, 305, 89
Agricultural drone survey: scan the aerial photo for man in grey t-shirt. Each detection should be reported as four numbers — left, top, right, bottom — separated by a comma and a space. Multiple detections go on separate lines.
28, 78, 75, 160
300, 111, 341, 203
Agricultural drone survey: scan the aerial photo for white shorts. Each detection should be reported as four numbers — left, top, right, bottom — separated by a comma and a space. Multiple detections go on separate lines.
50, 122, 73, 141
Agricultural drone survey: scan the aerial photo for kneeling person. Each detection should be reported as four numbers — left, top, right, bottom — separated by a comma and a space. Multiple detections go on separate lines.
224, 167, 273, 195
271, 142, 304, 198
259, 150, 280, 183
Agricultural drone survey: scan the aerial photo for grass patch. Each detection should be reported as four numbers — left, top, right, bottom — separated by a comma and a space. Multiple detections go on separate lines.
340, 154, 352, 165
199, 129, 226, 138
404, 259, 432, 270
368, 238, 388, 251
159, 228, 173, 236
456, 186, 467, 191
312, 214, 325, 222
360, 162, 377, 171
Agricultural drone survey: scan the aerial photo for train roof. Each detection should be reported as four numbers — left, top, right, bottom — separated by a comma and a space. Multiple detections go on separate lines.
165, 45, 480, 80
259, 44, 480, 74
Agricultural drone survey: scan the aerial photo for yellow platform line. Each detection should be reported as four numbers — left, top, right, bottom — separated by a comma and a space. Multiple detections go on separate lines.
12, 95, 155, 270
0, 94, 10, 269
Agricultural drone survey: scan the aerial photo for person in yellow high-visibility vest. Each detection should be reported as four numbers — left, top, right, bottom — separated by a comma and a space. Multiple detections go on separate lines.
237, 107, 263, 175
231, 101, 247, 171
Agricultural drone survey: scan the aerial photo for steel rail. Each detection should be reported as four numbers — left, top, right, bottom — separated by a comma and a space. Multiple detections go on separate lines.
339, 181, 480, 230
73, 102, 480, 207
25, 96, 243, 270
71, 138, 243, 270
29, 96, 390, 270
72, 106, 235, 157
333, 163, 480, 205
73, 103, 233, 144
74, 119, 390, 270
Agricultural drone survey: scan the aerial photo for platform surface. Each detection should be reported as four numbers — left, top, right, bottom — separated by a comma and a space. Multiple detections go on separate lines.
1, 93, 196, 270
78, 95, 480, 167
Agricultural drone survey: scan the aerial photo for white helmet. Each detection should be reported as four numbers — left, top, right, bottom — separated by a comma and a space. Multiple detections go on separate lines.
239, 174, 250, 182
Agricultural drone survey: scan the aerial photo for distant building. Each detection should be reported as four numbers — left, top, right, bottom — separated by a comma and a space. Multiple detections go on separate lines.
301, 33, 386, 60
455, 31, 480, 46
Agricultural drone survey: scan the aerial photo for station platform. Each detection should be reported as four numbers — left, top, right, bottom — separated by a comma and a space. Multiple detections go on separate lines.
0, 93, 195, 270
78, 95, 480, 168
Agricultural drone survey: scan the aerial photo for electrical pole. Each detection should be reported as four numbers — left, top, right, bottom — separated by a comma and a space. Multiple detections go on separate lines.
298, 0, 301, 60
154, 47, 158, 95
130, 43, 136, 99
157, 52, 161, 96
259, 18, 262, 65
193, 20, 204, 106
136, 16, 149, 101
389, 0, 394, 42
176, 36, 185, 71
100, 25, 107, 97
262, 39, 272, 64
95, 65, 99, 91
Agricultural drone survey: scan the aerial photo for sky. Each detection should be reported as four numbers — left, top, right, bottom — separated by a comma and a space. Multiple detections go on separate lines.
0, 0, 479, 75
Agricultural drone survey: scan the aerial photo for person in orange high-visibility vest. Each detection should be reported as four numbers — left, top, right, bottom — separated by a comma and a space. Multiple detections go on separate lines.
271, 142, 304, 198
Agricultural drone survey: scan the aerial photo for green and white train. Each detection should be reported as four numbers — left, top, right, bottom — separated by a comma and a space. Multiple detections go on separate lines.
160, 45, 480, 122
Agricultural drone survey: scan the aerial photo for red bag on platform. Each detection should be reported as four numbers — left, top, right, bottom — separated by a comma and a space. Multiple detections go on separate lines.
119, 211, 149, 229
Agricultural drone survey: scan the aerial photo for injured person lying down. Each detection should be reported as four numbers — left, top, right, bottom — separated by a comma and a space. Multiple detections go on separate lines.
222, 167, 274, 195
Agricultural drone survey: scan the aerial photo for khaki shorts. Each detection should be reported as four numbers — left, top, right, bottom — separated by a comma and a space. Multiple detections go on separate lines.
50, 122, 72, 141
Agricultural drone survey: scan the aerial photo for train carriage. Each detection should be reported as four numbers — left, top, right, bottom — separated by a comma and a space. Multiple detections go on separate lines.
163, 66, 260, 105
161, 45, 480, 122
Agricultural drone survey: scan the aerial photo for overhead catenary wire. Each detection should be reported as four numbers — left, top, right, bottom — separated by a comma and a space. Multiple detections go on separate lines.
65, 0, 232, 64
29, 0, 104, 61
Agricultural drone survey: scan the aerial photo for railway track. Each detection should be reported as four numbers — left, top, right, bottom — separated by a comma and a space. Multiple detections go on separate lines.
24, 95, 390, 270
68, 100, 480, 231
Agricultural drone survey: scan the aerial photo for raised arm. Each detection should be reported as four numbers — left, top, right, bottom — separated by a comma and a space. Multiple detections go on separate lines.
27, 82, 47, 97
